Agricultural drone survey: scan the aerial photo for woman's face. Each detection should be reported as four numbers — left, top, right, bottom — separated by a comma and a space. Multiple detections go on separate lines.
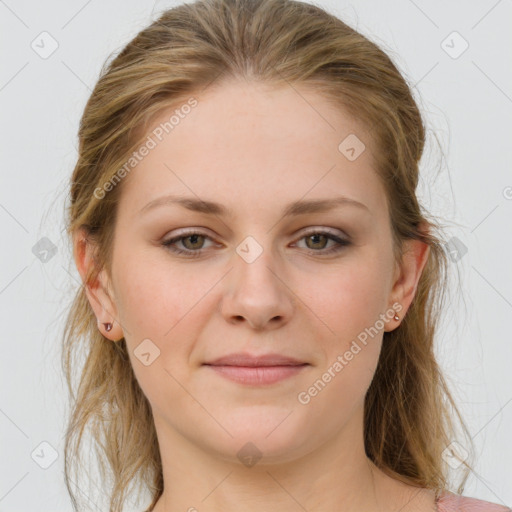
98, 80, 413, 463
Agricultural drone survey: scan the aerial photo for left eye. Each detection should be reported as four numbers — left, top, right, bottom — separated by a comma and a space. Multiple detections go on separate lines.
161, 232, 214, 257
294, 231, 350, 253
161, 230, 351, 258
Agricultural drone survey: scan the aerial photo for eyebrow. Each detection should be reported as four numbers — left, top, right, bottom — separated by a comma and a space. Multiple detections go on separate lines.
139, 193, 370, 217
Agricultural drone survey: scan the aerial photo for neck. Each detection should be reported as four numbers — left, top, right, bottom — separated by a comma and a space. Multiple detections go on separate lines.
149, 407, 402, 512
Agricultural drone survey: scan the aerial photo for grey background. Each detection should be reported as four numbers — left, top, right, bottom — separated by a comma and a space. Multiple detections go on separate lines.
1, 0, 511, 510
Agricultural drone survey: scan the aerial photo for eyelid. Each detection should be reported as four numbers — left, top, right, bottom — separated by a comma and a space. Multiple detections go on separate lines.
163, 227, 214, 240
295, 226, 348, 238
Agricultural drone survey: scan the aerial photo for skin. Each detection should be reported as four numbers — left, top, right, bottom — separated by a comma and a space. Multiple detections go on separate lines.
75, 79, 434, 512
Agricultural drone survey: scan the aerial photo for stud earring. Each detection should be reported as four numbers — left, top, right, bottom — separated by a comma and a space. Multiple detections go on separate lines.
103, 322, 113, 332
393, 314, 400, 321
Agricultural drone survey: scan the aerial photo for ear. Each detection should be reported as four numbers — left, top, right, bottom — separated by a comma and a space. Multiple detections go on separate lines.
386, 225, 430, 331
73, 228, 124, 342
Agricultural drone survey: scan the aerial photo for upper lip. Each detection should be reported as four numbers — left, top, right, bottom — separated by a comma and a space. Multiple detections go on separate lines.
204, 352, 308, 367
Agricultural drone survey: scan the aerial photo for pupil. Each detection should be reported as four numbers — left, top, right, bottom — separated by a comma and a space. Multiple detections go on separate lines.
309, 234, 326, 249
186, 234, 202, 249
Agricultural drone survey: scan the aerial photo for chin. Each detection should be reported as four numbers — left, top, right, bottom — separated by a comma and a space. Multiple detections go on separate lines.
204, 411, 315, 466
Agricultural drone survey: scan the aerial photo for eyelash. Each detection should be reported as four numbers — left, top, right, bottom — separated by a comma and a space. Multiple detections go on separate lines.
161, 229, 351, 258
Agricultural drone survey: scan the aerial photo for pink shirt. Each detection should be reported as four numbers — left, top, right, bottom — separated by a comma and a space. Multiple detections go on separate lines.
437, 491, 511, 511
142, 491, 511, 511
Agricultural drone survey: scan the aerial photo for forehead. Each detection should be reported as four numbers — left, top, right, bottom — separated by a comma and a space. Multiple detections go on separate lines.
118, 79, 387, 221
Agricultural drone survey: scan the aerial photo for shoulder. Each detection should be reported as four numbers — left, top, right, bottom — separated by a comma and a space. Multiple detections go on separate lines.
437, 490, 511, 512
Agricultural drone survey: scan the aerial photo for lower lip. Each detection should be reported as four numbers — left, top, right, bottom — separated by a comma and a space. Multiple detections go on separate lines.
204, 364, 309, 385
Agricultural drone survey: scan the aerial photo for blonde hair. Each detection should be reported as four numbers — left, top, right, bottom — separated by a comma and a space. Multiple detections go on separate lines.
63, 0, 474, 510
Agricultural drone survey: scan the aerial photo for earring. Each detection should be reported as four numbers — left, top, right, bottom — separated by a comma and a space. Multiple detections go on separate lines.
393, 314, 400, 321
100, 321, 124, 342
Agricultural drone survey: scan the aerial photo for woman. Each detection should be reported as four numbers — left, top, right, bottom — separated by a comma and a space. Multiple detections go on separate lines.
62, 0, 510, 511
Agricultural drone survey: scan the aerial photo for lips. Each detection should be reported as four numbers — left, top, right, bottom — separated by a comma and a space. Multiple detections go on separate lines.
203, 352, 308, 367
203, 352, 309, 385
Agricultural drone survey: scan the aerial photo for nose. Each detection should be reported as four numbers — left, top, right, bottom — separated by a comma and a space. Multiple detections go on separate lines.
220, 245, 294, 331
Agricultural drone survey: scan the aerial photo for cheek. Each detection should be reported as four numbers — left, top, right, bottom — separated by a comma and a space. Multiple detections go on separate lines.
300, 255, 392, 340
113, 252, 211, 335
112, 255, 212, 394
297, 264, 387, 424
297, 252, 390, 406
112, 253, 227, 389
